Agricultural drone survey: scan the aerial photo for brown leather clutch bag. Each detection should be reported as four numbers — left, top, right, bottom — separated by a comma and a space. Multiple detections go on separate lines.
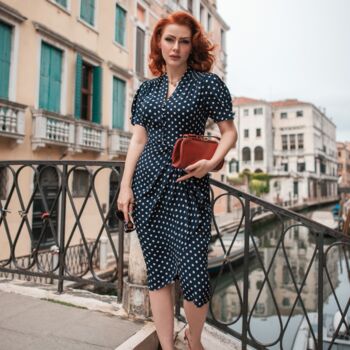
171, 133, 224, 171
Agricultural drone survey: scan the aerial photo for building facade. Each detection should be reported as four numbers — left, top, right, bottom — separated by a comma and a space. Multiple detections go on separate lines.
227, 97, 338, 205
270, 99, 338, 204
229, 97, 274, 174
337, 141, 350, 187
0, 0, 231, 258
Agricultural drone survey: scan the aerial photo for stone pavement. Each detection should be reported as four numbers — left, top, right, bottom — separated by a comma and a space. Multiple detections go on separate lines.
0, 278, 151, 350
0, 279, 241, 350
0, 289, 145, 350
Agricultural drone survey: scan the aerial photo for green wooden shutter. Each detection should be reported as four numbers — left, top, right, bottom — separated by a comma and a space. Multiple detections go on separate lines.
74, 54, 83, 119
115, 5, 126, 46
92, 66, 102, 124
112, 77, 125, 129
39, 43, 50, 109
49, 46, 62, 112
0, 21, 12, 99
88, 0, 95, 25
117, 79, 126, 128
80, 0, 88, 22
55, 0, 67, 8
81, 0, 95, 26
39, 42, 62, 113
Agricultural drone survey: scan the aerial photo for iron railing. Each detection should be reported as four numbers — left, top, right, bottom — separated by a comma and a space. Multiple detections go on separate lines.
0, 160, 124, 301
0, 160, 349, 349
175, 178, 349, 350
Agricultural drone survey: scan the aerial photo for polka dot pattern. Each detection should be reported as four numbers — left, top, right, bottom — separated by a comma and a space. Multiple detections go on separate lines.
129, 66, 235, 307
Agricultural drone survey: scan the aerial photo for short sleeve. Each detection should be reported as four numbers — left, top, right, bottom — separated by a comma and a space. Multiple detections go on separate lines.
130, 80, 149, 127
202, 73, 235, 123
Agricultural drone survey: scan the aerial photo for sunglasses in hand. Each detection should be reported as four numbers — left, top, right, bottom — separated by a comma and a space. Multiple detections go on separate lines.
116, 209, 135, 232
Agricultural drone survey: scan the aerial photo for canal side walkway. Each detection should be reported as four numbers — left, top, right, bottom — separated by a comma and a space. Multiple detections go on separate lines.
0, 279, 240, 350
0, 280, 145, 350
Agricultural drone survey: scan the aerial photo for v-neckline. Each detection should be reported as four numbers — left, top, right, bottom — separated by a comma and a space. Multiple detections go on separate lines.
163, 66, 191, 102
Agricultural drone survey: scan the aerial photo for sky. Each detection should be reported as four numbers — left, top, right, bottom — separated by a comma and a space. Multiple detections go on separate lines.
216, 0, 350, 142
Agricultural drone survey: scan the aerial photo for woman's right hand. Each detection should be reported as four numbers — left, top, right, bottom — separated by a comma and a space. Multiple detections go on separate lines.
117, 186, 135, 223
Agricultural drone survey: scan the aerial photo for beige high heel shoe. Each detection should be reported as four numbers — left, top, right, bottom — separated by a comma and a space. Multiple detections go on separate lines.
184, 328, 192, 349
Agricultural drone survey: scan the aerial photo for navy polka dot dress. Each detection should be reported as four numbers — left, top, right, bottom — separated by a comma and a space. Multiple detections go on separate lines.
130, 66, 235, 307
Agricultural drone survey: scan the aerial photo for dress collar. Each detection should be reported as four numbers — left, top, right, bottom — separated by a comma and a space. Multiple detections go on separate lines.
163, 65, 192, 83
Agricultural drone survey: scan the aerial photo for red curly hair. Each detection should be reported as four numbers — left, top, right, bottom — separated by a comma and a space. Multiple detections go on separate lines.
149, 11, 216, 76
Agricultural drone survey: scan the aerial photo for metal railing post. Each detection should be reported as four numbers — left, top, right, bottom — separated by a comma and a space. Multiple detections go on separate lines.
58, 164, 67, 293
242, 199, 251, 350
317, 230, 324, 350
117, 219, 124, 303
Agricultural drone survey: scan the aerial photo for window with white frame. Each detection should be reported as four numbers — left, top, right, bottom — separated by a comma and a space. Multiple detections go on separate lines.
242, 147, 251, 161
297, 162, 305, 172
282, 135, 288, 150
200, 5, 205, 25
220, 29, 226, 51
207, 13, 212, 32
136, 27, 145, 78
187, 0, 193, 13
254, 108, 263, 115
289, 134, 296, 150
297, 133, 304, 149
254, 146, 263, 161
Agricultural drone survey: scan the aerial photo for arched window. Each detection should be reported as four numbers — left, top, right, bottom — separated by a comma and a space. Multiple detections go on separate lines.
254, 146, 264, 161
229, 159, 238, 173
242, 147, 251, 161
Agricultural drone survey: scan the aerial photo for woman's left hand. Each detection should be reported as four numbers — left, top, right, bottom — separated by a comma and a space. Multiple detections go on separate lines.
176, 159, 217, 182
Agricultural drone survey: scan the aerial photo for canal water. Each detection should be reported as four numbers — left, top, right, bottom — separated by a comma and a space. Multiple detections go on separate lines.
208, 205, 350, 349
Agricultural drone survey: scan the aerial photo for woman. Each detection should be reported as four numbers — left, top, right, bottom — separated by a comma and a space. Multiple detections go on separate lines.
117, 11, 237, 350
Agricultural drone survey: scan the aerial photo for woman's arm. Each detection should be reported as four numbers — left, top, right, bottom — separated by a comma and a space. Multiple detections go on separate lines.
120, 125, 147, 188
118, 125, 148, 220
176, 120, 237, 182
206, 120, 238, 170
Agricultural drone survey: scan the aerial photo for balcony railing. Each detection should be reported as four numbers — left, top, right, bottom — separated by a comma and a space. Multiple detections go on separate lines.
0, 99, 26, 143
75, 120, 106, 153
30, 107, 133, 156
31, 109, 75, 151
108, 128, 132, 156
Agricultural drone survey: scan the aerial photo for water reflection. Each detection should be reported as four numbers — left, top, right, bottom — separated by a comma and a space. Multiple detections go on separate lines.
209, 215, 349, 349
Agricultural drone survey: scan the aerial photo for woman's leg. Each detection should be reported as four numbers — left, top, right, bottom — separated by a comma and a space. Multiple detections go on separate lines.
183, 300, 209, 350
149, 283, 175, 350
